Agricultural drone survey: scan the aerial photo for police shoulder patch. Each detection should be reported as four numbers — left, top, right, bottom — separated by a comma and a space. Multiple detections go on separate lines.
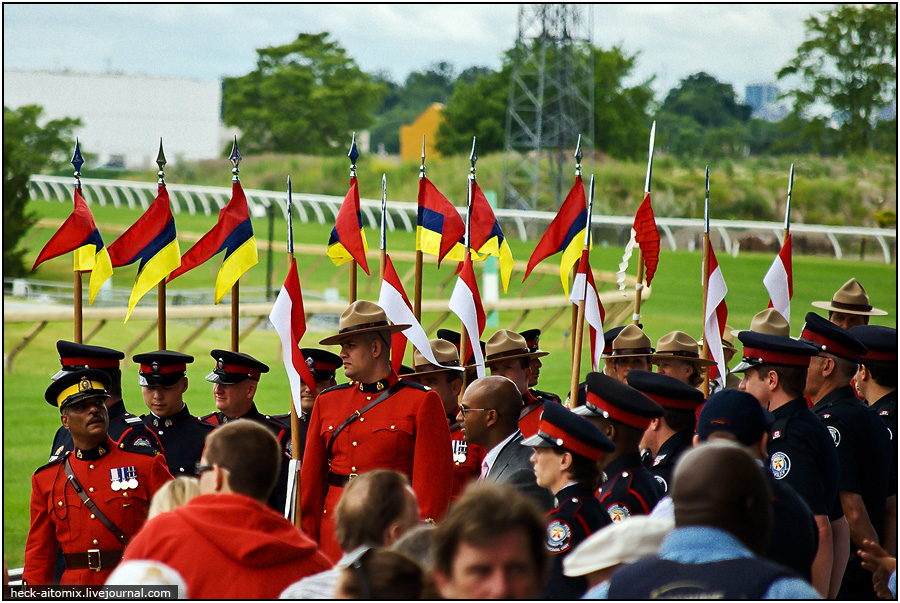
607, 503, 631, 523
827, 426, 841, 447
132, 437, 152, 448
652, 454, 666, 467
770, 452, 791, 479
546, 520, 572, 553
654, 475, 668, 493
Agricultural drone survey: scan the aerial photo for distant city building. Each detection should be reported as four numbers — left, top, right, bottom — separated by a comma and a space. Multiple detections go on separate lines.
745, 82, 787, 122
399, 103, 445, 161
4, 68, 225, 170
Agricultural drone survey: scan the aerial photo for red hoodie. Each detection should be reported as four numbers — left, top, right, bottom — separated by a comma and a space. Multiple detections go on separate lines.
123, 493, 331, 599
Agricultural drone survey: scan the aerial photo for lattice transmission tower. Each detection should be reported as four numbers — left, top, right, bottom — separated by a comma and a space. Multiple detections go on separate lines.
502, 4, 595, 211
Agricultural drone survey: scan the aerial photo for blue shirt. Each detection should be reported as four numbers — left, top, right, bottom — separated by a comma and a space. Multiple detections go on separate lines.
584, 526, 821, 599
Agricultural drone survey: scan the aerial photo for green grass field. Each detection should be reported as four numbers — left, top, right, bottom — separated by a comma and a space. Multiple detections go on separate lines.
4, 196, 896, 568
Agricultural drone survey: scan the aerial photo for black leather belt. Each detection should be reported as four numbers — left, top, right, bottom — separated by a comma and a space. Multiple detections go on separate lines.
64, 549, 123, 571
327, 472, 357, 488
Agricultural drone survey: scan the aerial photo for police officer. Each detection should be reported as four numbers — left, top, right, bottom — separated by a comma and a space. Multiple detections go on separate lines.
24, 369, 173, 586
603, 325, 654, 384
300, 301, 452, 563
627, 370, 705, 494
522, 402, 615, 599
850, 325, 898, 557
800, 312, 891, 599
49, 341, 163, 461
483, 329, 551, 438
201, 349, 291, 512
407, 339, 484, 502
812, 278, 888, 330
519, 328, 562, 404
133, 350, 214, 476
734, 329, 841, 597
289, 348, 343, 459
574, 372, 665, 521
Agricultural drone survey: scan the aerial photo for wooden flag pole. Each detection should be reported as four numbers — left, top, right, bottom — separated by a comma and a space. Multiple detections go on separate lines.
156, 139, 168, 350
632, 250, 645, 326
286, 176, 302, 528
569, 175, 594, 409
700, 167, 711, 399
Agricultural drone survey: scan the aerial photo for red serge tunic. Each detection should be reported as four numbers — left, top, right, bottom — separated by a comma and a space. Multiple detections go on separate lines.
123, 493, 332, 599
300, 373, 452, 562
24, 438, 172, 585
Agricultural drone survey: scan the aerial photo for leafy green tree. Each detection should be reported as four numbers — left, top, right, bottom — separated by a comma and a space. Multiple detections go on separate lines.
778, 4, 897, 153
593, 45, 656, 159
3, 105, 81, 276
436, 67, 511, 155
222, 32, 384, 154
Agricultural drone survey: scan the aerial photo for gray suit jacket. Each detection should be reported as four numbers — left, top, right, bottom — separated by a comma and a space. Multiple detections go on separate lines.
486, 430, 554, 511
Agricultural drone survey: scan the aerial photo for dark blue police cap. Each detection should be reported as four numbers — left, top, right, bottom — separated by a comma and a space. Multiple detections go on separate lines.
300, 348, 342, 380
54, 340, 124, 380
133, 350, 194, 387
799, 312, 867, 362
522, 402, 615, 460
626, 370, 705, 411
206, 349, 269, 385
849, 325, 897, 365
518, 329, 544, 354
573, 372, 664, 430
733, 331, 818, 373
697, 389, 774, 446
45, 368, 111, 410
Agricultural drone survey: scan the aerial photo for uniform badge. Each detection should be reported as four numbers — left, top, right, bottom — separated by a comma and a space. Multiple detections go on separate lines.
133, 437, 152, 448
285, 441, 293, 458
880, 410, 890, 416
546, 520, 572, 553
827, 426, 841, 447
770, 452, 791, 479
652, 454, 666, 467
654, 475, 668, 493
452, 440, 468, 464
306, 356, 315, 369
150, 361, 161, 374
771, 430, 782, 439
79, 377, 92, 392
607, 503, 631, 522
821, 413, 831, 419
110, 466, 137, 490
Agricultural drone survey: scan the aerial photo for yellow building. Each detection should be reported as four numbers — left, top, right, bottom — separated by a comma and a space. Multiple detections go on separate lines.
399, 103, 445, 161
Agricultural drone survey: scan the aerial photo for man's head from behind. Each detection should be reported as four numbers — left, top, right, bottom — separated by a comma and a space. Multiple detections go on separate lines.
334, 469, 419, 552
200, 421, 280, 503
432, 481, 547, 599
671, 442, 771, 556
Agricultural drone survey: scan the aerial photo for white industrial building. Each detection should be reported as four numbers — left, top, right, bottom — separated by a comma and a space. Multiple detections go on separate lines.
3, 68, 227, 170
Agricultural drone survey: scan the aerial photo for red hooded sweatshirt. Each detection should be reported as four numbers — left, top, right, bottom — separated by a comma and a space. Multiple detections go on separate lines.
123, 493, 331, 599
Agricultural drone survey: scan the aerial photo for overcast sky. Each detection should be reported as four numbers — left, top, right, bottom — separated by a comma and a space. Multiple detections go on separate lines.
4, 4, 833, 100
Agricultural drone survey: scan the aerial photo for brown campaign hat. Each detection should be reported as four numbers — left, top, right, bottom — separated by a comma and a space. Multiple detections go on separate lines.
651, 331, 716, 368
410, 339, 463, 377
731, 308, 790, 338
604, 324, 654, 359
319, 300, 410, 346
484, 329, 549, 366
811, 278, 887, 316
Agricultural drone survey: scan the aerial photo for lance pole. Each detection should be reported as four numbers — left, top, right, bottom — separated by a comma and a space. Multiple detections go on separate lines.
569, 136, 584, 359
229, 138, 241, 352
348, 133, 359, 303
458, 138, 476, 400
72, 140, 85, 343
380, 174, 387, 280
569, 174, 594, 409
285, 175, 303, 527
700, 167, 712, 398
632, 122, 655, 325
783, 164, 794, 243
414, 137, 426, 321
156, 139, 168, 350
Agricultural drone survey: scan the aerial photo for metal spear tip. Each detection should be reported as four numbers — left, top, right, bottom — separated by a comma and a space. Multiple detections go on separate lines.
469, 137, 477, 168
574, 134, 583, 165
156, 138, 167, 172
348, 132, 359, 165
71, 139, 84, 173
421, 135, 426, 161
229, 137, 242, 169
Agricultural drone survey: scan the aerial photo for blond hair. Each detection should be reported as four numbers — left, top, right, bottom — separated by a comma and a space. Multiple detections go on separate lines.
148, 476, 200, 519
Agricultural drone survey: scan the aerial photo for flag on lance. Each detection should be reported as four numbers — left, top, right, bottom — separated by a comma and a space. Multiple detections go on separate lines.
764, 235, 793, 323
569, 250, 606, 372
269, 257, 316, 415
704, 245, 729, 388
448, 254, 486, 378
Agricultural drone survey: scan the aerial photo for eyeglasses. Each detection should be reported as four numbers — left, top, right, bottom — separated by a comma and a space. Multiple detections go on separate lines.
350, 547, 375, 599
194, 462, 214, 476
458, 403, 494, 417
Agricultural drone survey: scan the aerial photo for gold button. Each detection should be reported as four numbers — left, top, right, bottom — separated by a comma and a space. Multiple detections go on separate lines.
122, 492, 129, 498
352, 441, 358, 447
366, 396, 372, 401
390, 425, 395, 430
119, 444, 124, 449
89, 464, 95, 469
57, 501, 63, 507
329, 426, 333, 431
90, 514, 96, 519
88, 487, 94, 493
352, 466, 357, 472
359, 417, 365, 422
323, 509, 327, 515
92, 540, 99, 545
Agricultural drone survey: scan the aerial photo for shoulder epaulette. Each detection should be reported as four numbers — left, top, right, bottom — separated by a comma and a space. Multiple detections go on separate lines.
199, 412, 220, 423
35, 452, 67, 474
321, 382, 354, 395
194, 417, 217, 429
398, 378, 428, 392
123, 415, 144, 425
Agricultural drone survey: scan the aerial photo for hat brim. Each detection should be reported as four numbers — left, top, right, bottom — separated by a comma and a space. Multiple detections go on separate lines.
572, 404, 601, 417
139, 373, 185, 387
731, 360, 757, 374
319, 324, 410, 346
57, 390, 111, 409
521, 433, 555, 448
205, 371, 251, 385
811, 301, 887, 316
650, 354, 717, 368
484, 350, 550, 366
408, 365, 465, 378
602, 352, 653, 360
